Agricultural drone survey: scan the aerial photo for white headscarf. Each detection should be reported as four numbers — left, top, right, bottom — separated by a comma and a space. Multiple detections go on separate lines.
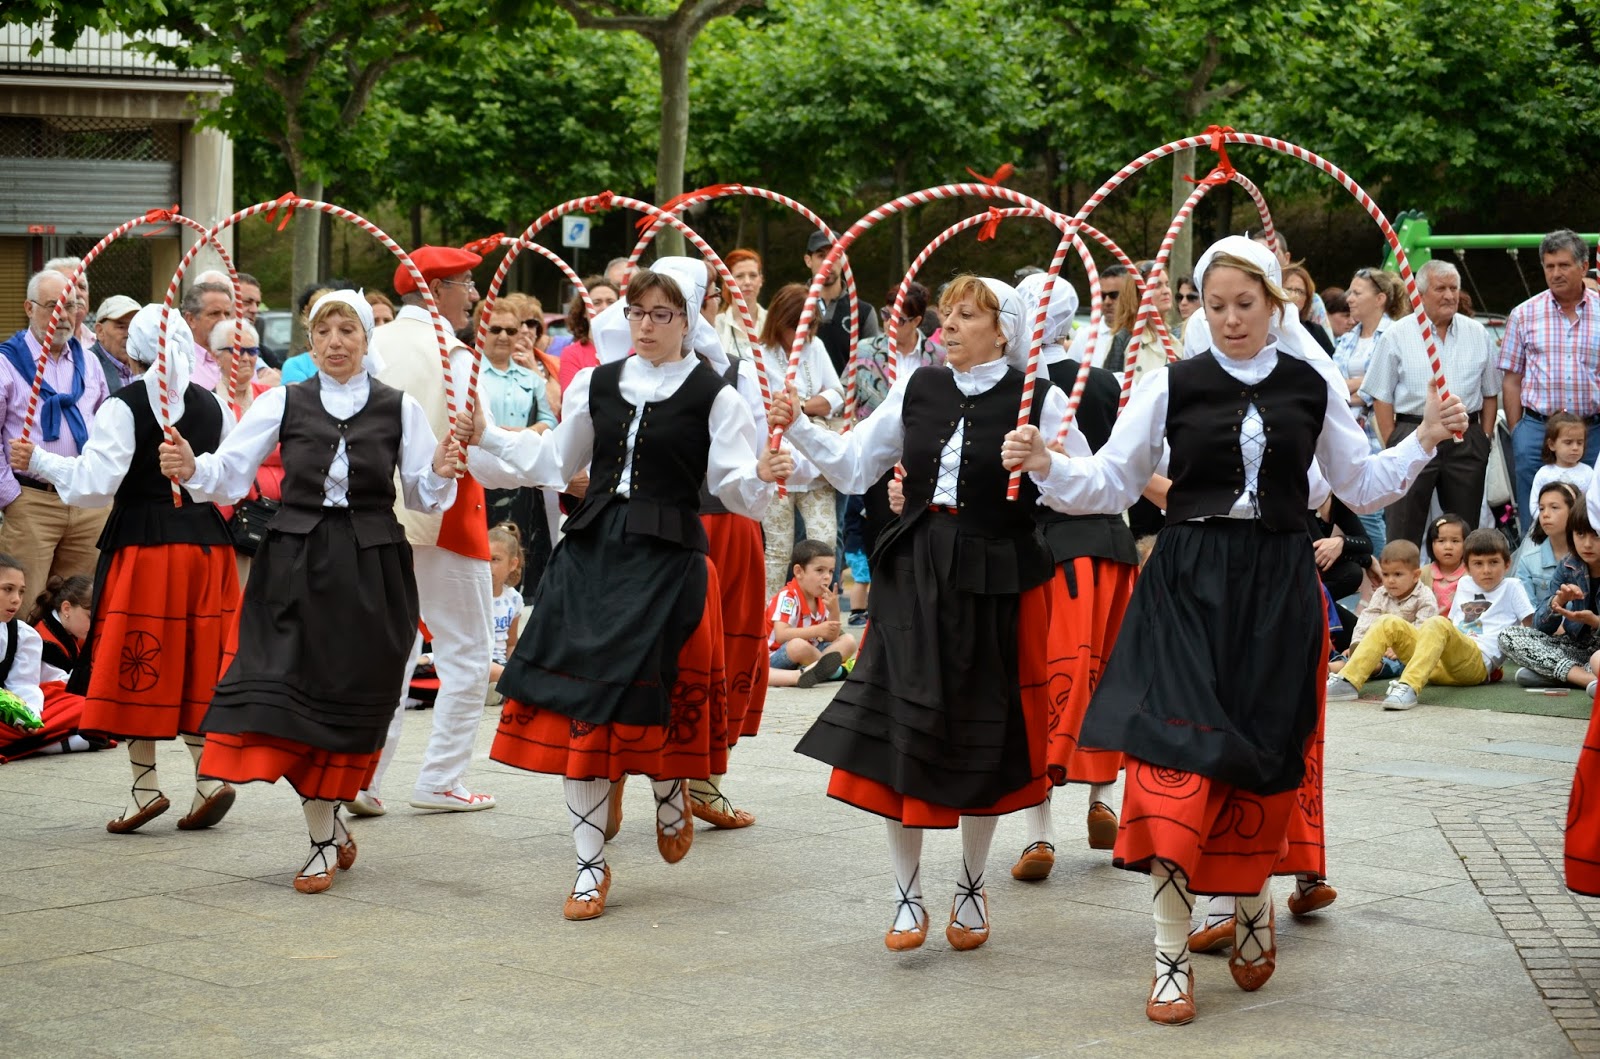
976, 277, 1029, 370
307, 289, 375, 339
1181, 236, 1346, 396
128, 304, 194, 418
1014, 272, 1080, 361
593, 261, 728, 371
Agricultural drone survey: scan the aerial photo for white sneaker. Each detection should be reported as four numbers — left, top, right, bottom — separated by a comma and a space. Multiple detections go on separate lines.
1587, 679, 1598, 699
1325, 675, 1360, 702
409, 784, 497, 812
344, 790, 387, 817
1382, 681, 1419, 711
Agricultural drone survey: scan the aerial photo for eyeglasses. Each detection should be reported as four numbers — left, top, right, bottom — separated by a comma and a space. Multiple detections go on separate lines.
1284, 287, 1308, 298
521, 318, 543, 333
236, 346, 260, 356
706, 288, 723, 301
438, 279, 478, 293
487, 326, 519, 336
1102, 289, 1120, 302
1177, 292, 1200, 303
623, 306, 684, 325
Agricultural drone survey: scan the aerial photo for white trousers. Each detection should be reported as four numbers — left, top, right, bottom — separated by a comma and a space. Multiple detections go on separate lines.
370, 544, 494, 796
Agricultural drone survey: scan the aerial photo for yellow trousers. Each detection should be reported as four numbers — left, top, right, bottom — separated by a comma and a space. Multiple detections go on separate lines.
1341, 615, 1488, 692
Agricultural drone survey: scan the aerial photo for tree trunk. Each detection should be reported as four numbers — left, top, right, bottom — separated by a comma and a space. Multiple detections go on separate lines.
290, 175, 325, 350
410, 203, 424, 249
1170, 149, 1196, 281
894, 158, 910, 277
653, 32, 690, 257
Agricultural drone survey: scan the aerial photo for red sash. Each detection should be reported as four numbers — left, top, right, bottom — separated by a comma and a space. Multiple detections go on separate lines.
436, 472, 490, 560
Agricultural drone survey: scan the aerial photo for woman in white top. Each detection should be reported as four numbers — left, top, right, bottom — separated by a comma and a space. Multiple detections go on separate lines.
161, 291, 464, 894
1003, 237, 1467, 1025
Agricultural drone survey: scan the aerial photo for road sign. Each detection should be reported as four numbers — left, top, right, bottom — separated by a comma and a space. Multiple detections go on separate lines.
561, 215, 592, 249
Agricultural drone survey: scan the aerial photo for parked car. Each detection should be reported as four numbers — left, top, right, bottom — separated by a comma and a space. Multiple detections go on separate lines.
256, 309, 293, 368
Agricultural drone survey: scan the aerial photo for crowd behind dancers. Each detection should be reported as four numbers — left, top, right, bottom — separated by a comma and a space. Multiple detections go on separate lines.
2, 220, 1600, 1029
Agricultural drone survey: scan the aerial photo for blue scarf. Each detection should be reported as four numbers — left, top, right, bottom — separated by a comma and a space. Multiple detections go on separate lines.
1, 332, 89, 451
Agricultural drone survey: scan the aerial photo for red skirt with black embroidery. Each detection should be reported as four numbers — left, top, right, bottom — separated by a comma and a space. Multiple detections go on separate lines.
0, 683, 90, 763
1043, 556, 1137, 786
1566, 701, 1600, 896
490, 557, 730, 781
80, 543, 238, 741
1111, 633, 1330, 896
703, 512, 768, 744
200, 733, 379, 802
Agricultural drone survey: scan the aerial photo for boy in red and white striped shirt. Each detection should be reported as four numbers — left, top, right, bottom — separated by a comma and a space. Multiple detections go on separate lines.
768, 540, 857, 689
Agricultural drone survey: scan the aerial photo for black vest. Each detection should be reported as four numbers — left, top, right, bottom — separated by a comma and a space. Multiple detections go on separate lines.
892, 365, 1053, 588
1034, 358, 1138, 566
97, 381, 232, 553
0, 618, 17, 685
271, 375, 408, 548
566, 358, 725, 552
1164, 352, 1325, 532
697, 356, 744, 518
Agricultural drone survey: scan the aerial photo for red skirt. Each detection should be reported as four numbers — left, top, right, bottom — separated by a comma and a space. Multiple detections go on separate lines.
1567, 701, 1600, 896
824, 582, 1051, 829
0, 683, 89, 763
703, 512, 769, 743
200, 732, 379, 802
1043, 557, 1136, 786
81, 543, 238, 741
490, 556, 730, 781
1112, 628, 1330, 895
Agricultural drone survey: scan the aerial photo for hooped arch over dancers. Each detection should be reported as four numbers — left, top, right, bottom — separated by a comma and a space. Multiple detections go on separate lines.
471, 267, 790, 921
769, 274, 1090, 953
1003, 235, 1468, 1024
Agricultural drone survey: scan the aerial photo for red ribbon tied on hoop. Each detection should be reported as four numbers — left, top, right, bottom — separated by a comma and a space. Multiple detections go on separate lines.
264, 192, 298, 231
977, 206, 1007, 242
965, 163, 1015, 187
584, 190, 617, 214
461, 233, 506, 257
1184, 125, 1237, 186
637, 183, 741, 230
139, 203, 182, 237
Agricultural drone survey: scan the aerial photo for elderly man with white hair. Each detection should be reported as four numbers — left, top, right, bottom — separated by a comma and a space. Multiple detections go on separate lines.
1363, 258, 1499, 545
0, 270, 112, 597
43, 256, 94, 348
91, 295, 143, 390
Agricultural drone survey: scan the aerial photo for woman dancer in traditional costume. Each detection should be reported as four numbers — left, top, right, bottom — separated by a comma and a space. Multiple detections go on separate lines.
475, 268, 786, 920
161, 291, 464, 892
1003, 236, 1465, 1023
11, 305, 240, 828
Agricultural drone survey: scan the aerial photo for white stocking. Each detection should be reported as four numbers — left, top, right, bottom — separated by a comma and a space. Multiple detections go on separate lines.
1295, 872, 1321, 898
886, 820, 925, 932
1200, 894, 1236, 930
182, 734, 223, 813
652, 779, 688, 837
1150, 859, 1195, 1003
1088, 781, 1116, 809
1020, 794, 1053, 851
300, 797, 338, 880
688, 773, 731, 813
1234, 879, 1274, 966
123, 739, 162, 818
565, 777, 610, 900
954, 815, 997, 929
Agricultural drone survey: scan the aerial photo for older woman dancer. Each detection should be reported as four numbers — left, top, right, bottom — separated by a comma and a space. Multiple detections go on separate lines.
1004, 236, 1465, 1024
161, 291, 465, 892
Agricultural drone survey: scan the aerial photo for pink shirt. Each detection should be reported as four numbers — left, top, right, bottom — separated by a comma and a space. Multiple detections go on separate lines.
558, 341, 598, 399
190, 344, 222, 392
0, 330, 109, 507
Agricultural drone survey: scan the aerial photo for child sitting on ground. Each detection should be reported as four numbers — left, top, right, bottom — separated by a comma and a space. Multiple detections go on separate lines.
0, 555, 96, 760
1330, 540, 1439, 678
487, 523, 524, 697
1501, 502, 1600, 696
29, 574, 91, 678
1422, 513, 1470, 615
1328, 528, 1533, 711
767, 540, 858, 690
1514, 481, 1580, 608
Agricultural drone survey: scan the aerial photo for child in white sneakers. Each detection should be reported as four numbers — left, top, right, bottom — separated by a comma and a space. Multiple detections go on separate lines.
767, 540, 858, 689
1330, 539, 1438, 679
1328, 529, 1532, 709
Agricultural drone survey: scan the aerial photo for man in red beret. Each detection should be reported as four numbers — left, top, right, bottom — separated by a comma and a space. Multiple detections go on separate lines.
348, 245, 502, 816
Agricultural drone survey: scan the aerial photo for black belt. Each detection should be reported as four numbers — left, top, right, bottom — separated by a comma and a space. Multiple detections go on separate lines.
1396, 412, 1481, 425
1525, 408, 1600, 427
15, 476, 56, 494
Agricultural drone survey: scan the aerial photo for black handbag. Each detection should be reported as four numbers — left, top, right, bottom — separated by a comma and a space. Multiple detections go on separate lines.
228, 478, 280, 556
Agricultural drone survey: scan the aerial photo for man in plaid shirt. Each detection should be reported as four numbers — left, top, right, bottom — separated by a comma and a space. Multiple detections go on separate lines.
1498, 229, 1600, 533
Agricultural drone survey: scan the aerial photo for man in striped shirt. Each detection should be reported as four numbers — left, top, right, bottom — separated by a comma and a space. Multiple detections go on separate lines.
1498, 229, 1600, 534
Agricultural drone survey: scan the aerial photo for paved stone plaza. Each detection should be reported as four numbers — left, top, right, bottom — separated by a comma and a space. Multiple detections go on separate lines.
3, 687, 1599, 1057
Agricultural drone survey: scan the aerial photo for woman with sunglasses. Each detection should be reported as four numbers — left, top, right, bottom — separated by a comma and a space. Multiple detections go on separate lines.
474, 268, 789, 920
499, 292, 564, 422
1175, 276, 1201, 325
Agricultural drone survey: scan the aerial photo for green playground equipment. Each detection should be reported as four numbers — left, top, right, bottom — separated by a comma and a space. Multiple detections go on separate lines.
1384, 211, 1600, 309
